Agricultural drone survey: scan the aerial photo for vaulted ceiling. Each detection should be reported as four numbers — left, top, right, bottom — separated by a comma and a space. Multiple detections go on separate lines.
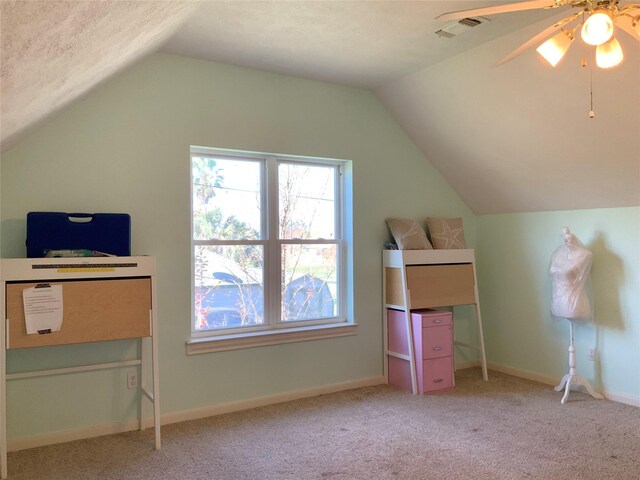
2, 1, 639, 214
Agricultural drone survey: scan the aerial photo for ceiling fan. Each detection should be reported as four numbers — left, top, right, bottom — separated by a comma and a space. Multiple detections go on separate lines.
436, 0, 640, 68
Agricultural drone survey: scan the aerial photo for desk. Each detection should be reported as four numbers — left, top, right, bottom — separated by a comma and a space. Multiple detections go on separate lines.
0, 256, 160, 479
383, 249, 488, 394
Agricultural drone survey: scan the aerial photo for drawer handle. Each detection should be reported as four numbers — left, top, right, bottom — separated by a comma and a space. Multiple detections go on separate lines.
432, 346, 442, 351
433, 378, 444, 383
432, 319, 442, 324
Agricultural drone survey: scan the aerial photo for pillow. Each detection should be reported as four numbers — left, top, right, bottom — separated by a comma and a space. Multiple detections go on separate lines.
385, 218, 433, 250
427, 217, 466, 249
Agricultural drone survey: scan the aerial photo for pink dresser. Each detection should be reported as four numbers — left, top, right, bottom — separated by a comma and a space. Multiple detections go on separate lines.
387, 308, 454, 394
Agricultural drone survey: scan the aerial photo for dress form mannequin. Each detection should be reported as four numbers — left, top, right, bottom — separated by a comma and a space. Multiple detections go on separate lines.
549, 227, 603, 404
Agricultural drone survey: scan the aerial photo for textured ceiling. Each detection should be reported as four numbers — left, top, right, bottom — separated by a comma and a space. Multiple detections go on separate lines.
162, 1, 556, 89
0, 0, 197, 151
1, 1, 639, 214
1, 1, 555, 152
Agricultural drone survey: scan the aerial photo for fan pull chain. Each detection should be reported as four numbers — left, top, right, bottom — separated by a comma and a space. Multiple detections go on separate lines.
589, 68, 595, 119
583, 57, 595, 119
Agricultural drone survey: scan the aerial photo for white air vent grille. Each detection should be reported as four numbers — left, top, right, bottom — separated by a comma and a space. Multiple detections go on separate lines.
435, 17, 488, 39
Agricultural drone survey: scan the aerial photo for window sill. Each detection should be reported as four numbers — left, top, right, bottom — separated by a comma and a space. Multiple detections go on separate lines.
186, 322, 358, 355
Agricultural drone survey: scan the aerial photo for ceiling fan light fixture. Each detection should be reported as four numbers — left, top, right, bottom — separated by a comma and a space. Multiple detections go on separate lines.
596, 36, 624, 68
436, 0, 640, 73
537, 29, 574, 67
581, 11, 614, 46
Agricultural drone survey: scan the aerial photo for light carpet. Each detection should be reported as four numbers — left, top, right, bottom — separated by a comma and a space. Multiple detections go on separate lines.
7, 368, 640, 479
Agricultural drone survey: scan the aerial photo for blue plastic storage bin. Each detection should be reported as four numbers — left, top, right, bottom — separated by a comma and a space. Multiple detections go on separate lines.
26, 212, 131, 257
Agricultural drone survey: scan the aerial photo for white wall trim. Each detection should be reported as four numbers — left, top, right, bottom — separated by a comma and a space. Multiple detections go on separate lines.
487, 362, 561, 386
161, 375, 385, 425
600, 389, 640, 408
8, 375, 385, 452
487, 362, 640, 408
454, 360, 480, 371
187, 323, 358, 355
10, 363, 637, 452
8, 420, 141, 452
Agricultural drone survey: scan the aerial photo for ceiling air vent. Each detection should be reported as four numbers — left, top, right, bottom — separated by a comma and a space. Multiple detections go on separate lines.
459, 17, 482, 27
435, 17, 488, 39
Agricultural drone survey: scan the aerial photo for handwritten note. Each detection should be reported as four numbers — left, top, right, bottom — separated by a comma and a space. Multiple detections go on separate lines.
22, 284, 63, 334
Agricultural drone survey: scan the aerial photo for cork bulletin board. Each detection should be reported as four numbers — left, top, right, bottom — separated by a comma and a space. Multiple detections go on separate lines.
5, 277, 151, 349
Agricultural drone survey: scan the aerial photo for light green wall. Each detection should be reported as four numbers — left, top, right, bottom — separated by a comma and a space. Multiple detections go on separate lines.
0, 53, 474, 440
476, 207, 640, 400
4, 52, 636, 444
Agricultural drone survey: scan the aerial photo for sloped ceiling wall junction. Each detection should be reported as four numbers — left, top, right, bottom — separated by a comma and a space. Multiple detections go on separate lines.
1, 1, 639, 214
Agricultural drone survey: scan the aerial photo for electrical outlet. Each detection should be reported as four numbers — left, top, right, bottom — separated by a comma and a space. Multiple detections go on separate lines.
587, 347, 596, 362
127, 371, 138, 389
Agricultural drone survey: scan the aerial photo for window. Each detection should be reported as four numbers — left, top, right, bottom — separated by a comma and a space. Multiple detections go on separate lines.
190, 147, 350, 345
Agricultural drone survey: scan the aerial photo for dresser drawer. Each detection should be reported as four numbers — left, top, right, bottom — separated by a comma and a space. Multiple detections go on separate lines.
422, 325, 452, 359
389, 355, 454, 395
411, 309, 451, 327
422, 357, 453, 392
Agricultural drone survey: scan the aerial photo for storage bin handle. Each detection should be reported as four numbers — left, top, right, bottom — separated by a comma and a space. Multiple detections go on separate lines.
67, 213, 94, 223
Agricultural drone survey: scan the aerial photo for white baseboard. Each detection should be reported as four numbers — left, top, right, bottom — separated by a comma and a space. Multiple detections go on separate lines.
8, 419, 142, 452
486, 362, 559, 386
598, 389, 640, 408
454, 360, 481, 371
487, 362, 640, 408
9, 365, 637, 452
161, 375, 386, 425
8, 375, 386, 452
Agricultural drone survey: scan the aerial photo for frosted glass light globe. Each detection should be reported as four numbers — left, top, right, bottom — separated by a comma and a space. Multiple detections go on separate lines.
596, 37, 624, 68
581, 12, 614, 46
537, 30, 574, 67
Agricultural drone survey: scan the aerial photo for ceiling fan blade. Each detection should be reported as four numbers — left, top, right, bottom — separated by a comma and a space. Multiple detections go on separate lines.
614, 8, 640, 42
615, 18, 640, 42
617, 3, 640, 15
436, 0, 563, 22
492, 11, 582, 67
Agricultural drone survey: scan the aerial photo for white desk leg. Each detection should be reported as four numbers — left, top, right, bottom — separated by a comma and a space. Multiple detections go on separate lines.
475, 304, 489, 381
382, 268, 388, 384
404, 309, 418, 395
1, 319, 8, 480
398, 268, 418, 395
471, 262, 488, 381
150, 277, 161, 450
140, 337, 147, 432
152, 322, 160, 449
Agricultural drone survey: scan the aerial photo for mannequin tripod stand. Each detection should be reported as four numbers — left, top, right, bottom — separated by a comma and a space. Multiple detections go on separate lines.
554, 319, 604, 404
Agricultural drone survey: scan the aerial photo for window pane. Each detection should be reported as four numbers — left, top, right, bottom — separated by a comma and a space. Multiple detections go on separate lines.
279, 163, 335, 240
281, 244, 338, 321
192, 157, 261, 240
194, 245, 264, 330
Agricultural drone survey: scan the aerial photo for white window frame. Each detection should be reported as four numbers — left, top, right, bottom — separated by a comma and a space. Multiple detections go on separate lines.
188, 147, 355, 354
